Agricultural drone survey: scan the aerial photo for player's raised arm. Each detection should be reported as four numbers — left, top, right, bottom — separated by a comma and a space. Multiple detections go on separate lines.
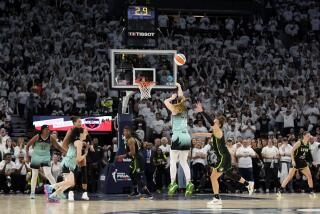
194, 102, 214, 125
164, 93, 178, 113
62, 129, 72, 151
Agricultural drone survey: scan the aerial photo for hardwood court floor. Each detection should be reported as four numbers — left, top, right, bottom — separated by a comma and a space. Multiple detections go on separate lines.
0, 193, 319, 214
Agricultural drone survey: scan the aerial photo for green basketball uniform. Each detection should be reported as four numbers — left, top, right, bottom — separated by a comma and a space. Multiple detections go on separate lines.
30, 134, 51, 169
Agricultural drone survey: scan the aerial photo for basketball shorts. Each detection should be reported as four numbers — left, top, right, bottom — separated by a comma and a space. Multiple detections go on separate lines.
30, 155, 51, 169
212, 153, 232, 173
293, 159, 308, 170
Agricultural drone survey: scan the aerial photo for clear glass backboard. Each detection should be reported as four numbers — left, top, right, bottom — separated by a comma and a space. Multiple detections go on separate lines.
110, 49, 177, 90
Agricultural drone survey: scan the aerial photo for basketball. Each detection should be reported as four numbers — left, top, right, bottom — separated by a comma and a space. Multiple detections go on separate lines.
174, 53, 186, 66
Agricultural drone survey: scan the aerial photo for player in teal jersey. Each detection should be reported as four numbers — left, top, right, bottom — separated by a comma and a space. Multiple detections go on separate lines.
164, 83, 194, 197
47, 122, 90, 202
26, 125, 65, 200
58, 116, 90, 201
278, 132, 316, 198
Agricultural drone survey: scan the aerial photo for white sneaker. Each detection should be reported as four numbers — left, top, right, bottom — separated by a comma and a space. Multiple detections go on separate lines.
246, 181, 254, 195
309, 193, 317, 199
30, 193, 35, 199
207, 198, 222, 206
81, 192, 89, 200
68, 191, 74, 201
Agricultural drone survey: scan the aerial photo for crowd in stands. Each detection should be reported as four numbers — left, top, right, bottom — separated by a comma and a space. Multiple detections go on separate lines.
0, 0, 320, 194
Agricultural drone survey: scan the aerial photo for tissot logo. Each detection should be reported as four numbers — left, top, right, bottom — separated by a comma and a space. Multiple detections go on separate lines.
84, 118, 100, 129
128, 31, 155, 37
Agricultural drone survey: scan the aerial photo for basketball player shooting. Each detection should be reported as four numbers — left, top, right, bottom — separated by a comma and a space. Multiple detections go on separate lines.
164, 82, 194, 197
193, 102, 254, 206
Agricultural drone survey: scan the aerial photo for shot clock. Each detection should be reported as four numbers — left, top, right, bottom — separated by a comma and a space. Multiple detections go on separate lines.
126, 5, 157, 48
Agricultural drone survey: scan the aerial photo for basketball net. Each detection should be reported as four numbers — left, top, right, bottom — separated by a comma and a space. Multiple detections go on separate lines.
135, 80, 155, 100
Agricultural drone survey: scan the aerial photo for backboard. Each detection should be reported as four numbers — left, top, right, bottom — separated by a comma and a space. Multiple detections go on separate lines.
110, 49, 177, 90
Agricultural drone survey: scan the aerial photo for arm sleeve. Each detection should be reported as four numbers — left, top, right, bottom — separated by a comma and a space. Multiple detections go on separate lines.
200, 111, 214, 125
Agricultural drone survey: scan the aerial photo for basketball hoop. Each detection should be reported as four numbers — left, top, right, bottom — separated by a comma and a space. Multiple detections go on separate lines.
135, 80, 155, 100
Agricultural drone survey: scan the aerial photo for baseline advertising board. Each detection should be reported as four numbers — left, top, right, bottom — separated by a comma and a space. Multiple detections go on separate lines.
33, 116, 112, 132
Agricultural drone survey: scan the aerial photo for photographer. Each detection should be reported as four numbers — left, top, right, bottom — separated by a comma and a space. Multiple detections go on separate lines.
0, 153, 16, 193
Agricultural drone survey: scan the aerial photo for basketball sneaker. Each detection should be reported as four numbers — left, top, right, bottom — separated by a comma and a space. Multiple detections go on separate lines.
44, 185, 53, 200
246, 181, 254, 195
207, 198, 222, 206
185, 182, 194, 197
81, 192, 89, 200
30, 193, 35, 199
129, 191, 141, 197
309, 191, 317, 199
48, 194, 60, 203
168, 181, 178, 196
68, 191, 74, 201
58, 193, 66, 200
141, 193, 153, 200
277, 187, 284, 198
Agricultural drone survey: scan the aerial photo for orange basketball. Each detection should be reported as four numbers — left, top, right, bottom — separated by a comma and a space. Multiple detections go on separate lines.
174, 53, 186, 66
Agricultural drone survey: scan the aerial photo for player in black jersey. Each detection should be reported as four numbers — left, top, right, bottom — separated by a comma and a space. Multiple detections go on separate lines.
193, 103, 254, 206
277, 132, 316, 198
116, 126, 153, 199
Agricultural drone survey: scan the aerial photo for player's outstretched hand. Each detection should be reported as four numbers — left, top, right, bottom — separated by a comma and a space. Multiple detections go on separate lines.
195, 102, 203, 113
170, 93, 177, 100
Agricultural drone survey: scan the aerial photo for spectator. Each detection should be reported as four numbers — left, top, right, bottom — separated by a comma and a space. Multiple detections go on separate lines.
159, 137, 170, 155
235, 139, 256, 185
135, 123, 145, 142
14, 137, 26, 162
101, 145, 112, 168
304, 101, 319, 133
258, 113, 270, 139
50, 154, 62, 182
278, 137, 293, 192
241, 120, 256, 139
192, 141, 206, 189
1, 119, 12, 135
3, 138, 15, 161
0, 153, 16, 193
192, 120, 208, 141
310, 137, 320, 191
153, 147, 168, 193
111, 137, 118, 162
0, 128, 10, 159
281, 109, 296, 136
17, 87, 29, 118
142, 143, 155, 192
15, 153, 30, 193
151, 113, 165, 139
86, 86, 97, 115
262, 139, 280, 193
